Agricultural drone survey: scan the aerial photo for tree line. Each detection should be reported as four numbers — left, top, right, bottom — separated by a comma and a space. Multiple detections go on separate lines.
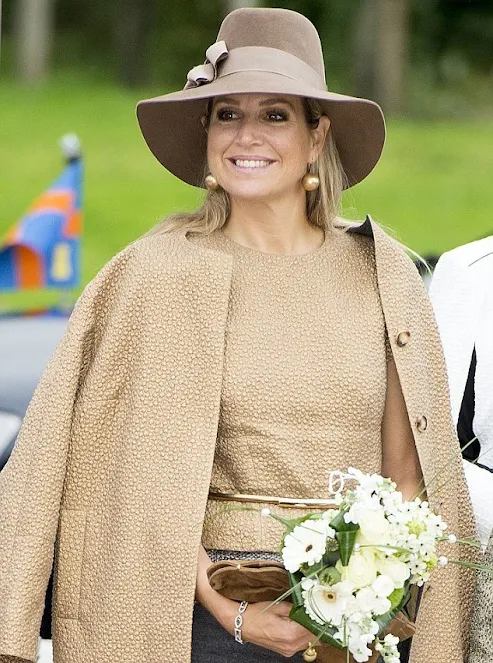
3, 0, 493, 114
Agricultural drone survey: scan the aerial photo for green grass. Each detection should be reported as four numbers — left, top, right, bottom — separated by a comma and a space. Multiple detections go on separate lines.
1, 72, 492, 310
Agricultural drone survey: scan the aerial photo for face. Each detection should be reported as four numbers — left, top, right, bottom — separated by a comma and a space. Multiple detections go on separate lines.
203, 93, 330, 203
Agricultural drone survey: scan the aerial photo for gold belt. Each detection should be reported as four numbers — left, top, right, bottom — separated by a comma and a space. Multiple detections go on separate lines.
208, 491, 335, 509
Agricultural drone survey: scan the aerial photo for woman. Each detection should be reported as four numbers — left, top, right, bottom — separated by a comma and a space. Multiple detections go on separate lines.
0, 8, 475, 663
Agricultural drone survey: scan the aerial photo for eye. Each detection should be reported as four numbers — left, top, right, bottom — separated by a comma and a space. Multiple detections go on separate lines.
216, 108, 239, 122
265, 109, 288, 122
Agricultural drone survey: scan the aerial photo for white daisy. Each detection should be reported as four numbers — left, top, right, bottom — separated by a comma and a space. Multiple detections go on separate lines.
281, 519, 333, 573
303, 580, 355, 627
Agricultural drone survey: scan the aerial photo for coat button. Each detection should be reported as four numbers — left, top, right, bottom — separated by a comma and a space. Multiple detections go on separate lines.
416, 416, 428, 432
396, 331, 411, 347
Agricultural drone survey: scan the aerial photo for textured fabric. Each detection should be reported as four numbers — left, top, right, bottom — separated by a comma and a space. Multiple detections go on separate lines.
0, 217, 476, 663
188, 228, 387, 552
461, 460, 493, 547
207, 550, 282, 563
468, 531, 493, 662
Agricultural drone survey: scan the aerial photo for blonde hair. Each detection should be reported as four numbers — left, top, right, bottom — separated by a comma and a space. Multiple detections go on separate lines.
145, 97, 355, 239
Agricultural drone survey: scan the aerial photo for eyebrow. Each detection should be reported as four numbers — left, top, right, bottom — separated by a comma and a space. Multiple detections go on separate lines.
214, 96, 296, 110
258, 97, 295, 109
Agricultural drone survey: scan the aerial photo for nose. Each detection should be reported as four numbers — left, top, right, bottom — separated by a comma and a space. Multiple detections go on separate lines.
234, 118, 263, 146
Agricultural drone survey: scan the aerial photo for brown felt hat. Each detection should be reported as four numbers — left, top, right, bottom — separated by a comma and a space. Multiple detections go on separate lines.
136, 7, 386, 189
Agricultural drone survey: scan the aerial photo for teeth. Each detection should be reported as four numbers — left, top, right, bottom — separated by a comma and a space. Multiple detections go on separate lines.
234, 159, 271, 168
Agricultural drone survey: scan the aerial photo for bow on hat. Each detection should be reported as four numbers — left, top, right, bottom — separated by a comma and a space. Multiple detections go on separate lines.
185, 41, 229, 89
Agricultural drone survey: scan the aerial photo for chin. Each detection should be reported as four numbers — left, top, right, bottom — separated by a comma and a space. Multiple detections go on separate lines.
222, 182, 284, 203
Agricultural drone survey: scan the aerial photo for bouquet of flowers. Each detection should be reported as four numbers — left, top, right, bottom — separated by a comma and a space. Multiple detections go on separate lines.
261, 468, 474, 663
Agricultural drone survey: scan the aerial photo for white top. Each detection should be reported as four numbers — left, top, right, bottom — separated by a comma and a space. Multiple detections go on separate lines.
429, 236, 493, 466
429, 236, 493, 545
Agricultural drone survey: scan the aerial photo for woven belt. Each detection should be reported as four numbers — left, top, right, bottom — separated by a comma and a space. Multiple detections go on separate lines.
208, 491, 336, 509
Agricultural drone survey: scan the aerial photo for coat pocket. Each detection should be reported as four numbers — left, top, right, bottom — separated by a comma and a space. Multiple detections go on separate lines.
54, 509, 87, 620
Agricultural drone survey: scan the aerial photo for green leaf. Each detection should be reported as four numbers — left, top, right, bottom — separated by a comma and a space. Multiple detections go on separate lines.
336, 529, 359, 566
329, 509, 350, 532
329, 508, 359, 566
388, 586, 405, 611
324, 549, 341, 567
289, 572, 304, 606
300, 560, 325, 577
289, 604, 344, 650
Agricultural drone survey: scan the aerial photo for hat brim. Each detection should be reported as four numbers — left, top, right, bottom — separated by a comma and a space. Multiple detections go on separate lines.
136, 71, 386, 189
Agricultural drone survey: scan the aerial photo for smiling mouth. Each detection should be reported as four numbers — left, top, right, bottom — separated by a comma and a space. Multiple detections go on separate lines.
228, 158, 275, 170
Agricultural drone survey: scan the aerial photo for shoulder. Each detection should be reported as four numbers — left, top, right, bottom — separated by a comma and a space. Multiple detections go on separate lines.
436, 236, 493, 273
88, 229, 228, 291
72, 233, 179, 312
430, 236, 493, 302
333, 225, 376, 275
77, 229, 232, 314
335, 216, 419, 278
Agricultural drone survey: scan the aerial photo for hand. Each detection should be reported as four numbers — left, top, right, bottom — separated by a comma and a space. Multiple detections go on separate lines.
240, 601, 315, 657
195, 547, 313, 657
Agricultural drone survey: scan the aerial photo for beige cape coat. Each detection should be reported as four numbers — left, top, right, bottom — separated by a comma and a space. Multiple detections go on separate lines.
0, 217, 476, 663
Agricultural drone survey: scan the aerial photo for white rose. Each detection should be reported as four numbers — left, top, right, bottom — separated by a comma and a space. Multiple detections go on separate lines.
358, 509, 390, 546
337, 548, 377, 590
376, 556, 411, 589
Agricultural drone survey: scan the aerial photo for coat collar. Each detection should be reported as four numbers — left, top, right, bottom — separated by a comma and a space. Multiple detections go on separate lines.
346, 214, 374, 238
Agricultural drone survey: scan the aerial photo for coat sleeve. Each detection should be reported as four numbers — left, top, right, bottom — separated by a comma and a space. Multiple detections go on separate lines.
0, 247, 133, 663
368, 221, 477, 663
468, 532, 493, 663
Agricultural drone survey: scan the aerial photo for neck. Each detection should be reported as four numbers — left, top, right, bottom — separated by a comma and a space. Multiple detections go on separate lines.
224, 193, 323, 256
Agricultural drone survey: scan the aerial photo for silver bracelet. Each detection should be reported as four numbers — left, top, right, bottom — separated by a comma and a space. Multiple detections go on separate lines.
234, 600, 248, 644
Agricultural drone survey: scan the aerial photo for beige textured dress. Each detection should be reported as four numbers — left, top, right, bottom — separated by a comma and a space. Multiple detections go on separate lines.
188, 227, 390, 552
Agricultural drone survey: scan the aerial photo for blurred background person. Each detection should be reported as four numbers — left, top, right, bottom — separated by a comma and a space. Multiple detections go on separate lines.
429, 235, 493, 470
429, 237, 493, 663
429, 236, 493, 543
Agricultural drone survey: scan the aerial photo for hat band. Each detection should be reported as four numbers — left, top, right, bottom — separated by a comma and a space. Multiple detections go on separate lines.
186, 45, 326, 92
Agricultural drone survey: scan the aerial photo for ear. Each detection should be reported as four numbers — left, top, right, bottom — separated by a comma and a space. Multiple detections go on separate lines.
309, 115, 331, 162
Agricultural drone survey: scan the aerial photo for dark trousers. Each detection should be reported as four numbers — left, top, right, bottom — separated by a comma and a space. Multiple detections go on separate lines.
191, 603, 303, 662
191, 604, 410, 663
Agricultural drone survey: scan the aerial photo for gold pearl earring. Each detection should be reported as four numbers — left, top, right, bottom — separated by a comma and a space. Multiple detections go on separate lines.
204, 173, 220, 190
302, 172, 320, 191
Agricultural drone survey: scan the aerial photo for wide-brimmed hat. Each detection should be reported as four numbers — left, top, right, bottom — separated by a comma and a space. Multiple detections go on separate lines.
136, 7, 386, 189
